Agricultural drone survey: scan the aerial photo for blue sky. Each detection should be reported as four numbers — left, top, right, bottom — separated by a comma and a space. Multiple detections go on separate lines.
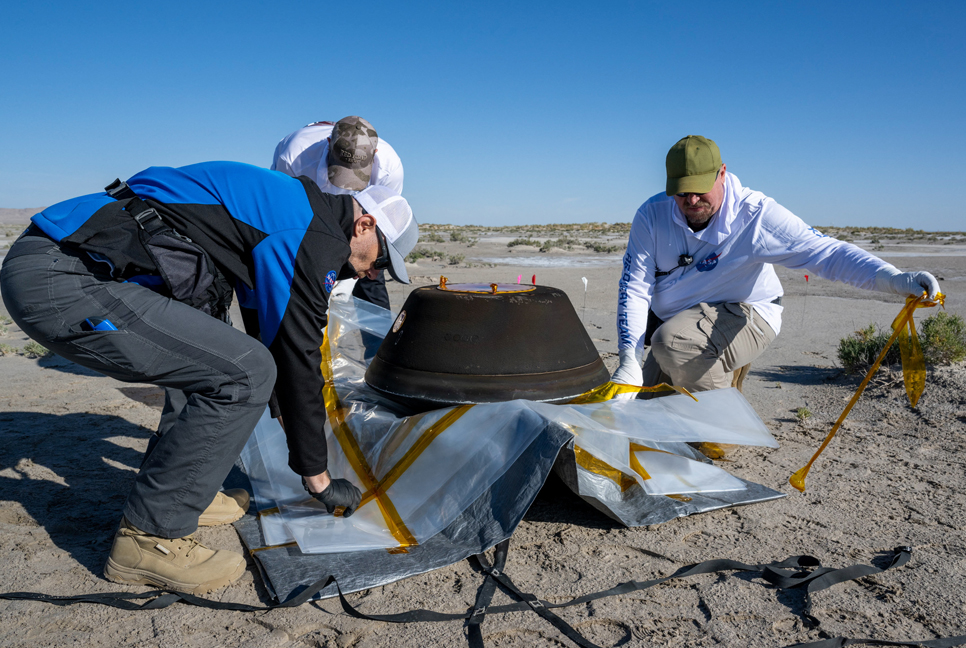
1, 1, 963, 229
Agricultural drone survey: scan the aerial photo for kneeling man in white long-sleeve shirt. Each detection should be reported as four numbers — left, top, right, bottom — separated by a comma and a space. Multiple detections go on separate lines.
611, 135, 940, 393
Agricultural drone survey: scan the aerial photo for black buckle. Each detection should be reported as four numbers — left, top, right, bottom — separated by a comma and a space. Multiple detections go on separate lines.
104, 179, 137, 201
119, 192, 166, 234
133, 208, 162, 230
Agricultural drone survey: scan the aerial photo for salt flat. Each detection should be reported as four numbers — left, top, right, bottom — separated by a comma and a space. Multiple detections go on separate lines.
1, 223, 964, 647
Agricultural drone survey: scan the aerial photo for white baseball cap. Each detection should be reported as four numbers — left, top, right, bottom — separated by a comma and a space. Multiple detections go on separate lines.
355, 186, 418, 284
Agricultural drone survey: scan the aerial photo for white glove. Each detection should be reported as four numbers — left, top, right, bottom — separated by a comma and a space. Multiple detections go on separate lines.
611, 390, 639, 401
874, 267, 940, 300
610, 348, 644, 395
329, 278, 359, 303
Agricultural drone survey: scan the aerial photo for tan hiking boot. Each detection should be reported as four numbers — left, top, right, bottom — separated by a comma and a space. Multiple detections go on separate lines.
198, 489, 250, 526
104, 518, 246, 594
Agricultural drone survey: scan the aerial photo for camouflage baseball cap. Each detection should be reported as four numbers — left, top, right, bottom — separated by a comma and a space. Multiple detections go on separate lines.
665, 135, 722, 196
327, 116, 379, 192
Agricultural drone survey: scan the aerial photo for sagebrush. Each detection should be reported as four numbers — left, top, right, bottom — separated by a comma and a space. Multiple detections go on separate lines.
837, 312, 966, 372
920, 312, 966, 365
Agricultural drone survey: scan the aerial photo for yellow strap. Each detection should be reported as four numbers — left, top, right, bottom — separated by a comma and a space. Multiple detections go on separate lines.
568, 381, 697, 404
574, 445, 637, 492
790, 292, 944, 492
629, 442, 674, 456
626, 442, 660, 481
374, 412, 430, 473
249, 541, 298, 554
892, 294, 937, 407
576, 443, 693, 501
320, 329, 418, 547
359, 405, 473, 508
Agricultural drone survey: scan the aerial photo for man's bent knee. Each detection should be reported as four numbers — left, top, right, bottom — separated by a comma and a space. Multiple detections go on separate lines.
237, 343, 276, 407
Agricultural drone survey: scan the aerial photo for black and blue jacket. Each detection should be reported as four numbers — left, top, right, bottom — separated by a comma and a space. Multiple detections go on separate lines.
32, 161, 356, 476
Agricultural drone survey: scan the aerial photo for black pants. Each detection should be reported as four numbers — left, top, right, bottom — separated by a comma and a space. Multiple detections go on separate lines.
1, 231, 276, 538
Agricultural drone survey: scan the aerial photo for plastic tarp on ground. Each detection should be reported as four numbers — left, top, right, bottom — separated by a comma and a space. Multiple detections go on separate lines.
235, 295, 784, 602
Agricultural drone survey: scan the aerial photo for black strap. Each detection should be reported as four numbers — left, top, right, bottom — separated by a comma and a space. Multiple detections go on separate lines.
0, 573, 334, 612
105, 178, 137, 201
104, 178, 167, 236
468, 539, 599, 648
0, 543, 957, 648
466, 539, 509, 648
787, 635, 966, 648
655, 253, 694, 278
322, 546, 917, 648
326, 539, 602, 648
482, 562, 601, 648
763, 546, 911, 627
472, 554, 814, 617
124, 196, 167, 236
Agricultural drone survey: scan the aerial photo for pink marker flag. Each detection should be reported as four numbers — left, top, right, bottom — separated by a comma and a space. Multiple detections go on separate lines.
517, 275, 522, 284
532, 274, 536, 285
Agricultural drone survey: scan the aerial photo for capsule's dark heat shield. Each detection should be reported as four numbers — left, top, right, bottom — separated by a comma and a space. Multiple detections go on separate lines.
364, 283, 610, 410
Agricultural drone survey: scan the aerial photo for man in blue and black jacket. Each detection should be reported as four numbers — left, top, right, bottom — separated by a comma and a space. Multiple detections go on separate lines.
0, 161, 418, 594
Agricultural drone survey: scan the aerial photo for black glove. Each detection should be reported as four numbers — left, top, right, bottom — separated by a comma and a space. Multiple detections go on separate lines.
302, 477, 362, 517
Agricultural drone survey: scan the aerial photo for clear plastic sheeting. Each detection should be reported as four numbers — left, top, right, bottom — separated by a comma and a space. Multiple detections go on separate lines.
631, 445, 745, 494
239, 294, 780, 555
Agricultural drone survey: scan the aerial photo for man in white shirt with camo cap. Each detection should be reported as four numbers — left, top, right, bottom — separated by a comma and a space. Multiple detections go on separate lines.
612, 135, 941, 396
272, 116, 404, 310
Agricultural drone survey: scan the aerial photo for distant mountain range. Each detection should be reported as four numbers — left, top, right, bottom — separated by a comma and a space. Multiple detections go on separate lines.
0, 208, 45, 224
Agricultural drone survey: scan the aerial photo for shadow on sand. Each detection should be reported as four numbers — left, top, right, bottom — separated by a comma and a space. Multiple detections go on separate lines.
0, 412, 153, 575
752, 365, 844, 385
524, 470, 623, 530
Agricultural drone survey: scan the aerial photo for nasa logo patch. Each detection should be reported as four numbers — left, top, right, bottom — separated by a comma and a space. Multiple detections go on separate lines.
392, 310, 407, 333
324, 270, 337, 293
696, 253, 721, 272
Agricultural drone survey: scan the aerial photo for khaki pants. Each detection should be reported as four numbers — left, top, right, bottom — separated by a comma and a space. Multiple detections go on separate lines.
641, 302, 776, 392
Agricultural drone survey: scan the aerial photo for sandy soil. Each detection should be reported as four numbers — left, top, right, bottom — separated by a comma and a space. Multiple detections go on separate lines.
1, 223, 965, 647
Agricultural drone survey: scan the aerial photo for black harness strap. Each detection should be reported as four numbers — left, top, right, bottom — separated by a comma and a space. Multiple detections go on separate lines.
479, 554, 817, 616
481, 561, 602, 648
763, 547, 912, 627
322, 546, 915, 648
0, 573, 335, 612
787, 635, 966, 648
104, 178, 168, 237
326, 539, 602, 648
0, 543, 958, 648
466, 539, 509, 648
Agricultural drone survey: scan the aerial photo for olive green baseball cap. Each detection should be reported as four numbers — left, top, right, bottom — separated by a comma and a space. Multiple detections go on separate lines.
665, 135, 722, 196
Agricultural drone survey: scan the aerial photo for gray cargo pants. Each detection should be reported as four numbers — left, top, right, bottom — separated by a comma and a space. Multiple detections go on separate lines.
0, 229, 276, 538
641, 302, 777, 392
